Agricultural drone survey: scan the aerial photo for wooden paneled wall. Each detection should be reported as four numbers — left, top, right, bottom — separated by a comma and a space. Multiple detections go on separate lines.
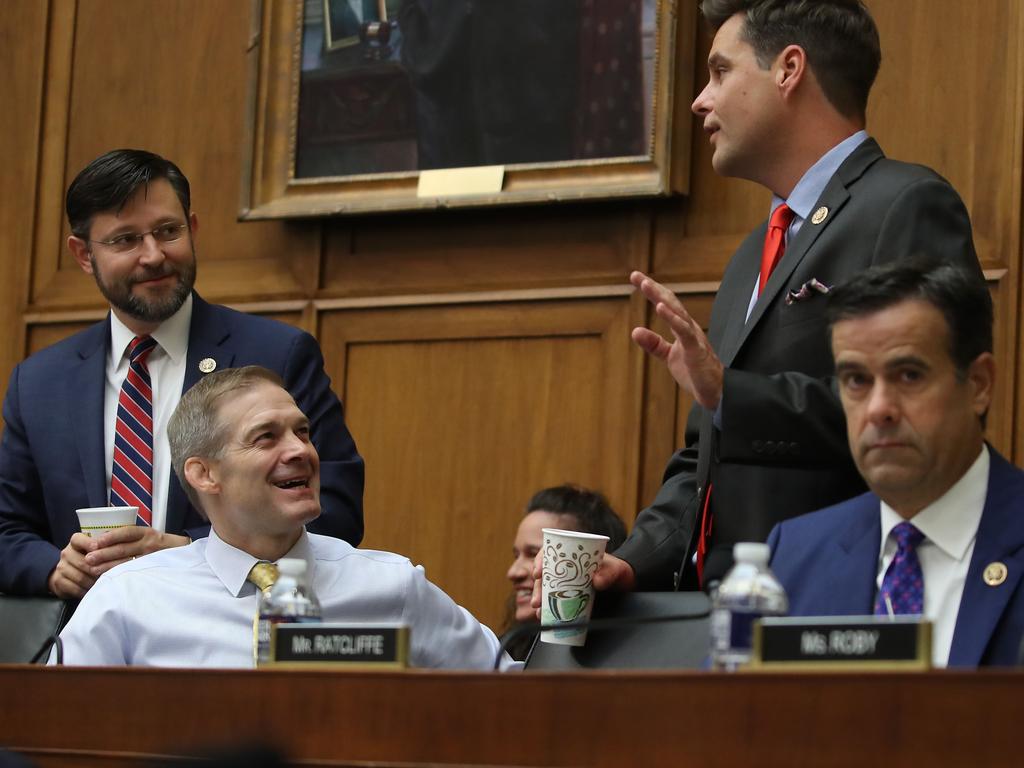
1, 0, 1021, 632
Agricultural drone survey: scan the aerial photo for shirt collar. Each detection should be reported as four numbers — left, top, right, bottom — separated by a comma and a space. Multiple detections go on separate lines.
879, 444, 989, 562
109, 293, 193, 365
770, 130, 869, 221
205, 527, 315, 597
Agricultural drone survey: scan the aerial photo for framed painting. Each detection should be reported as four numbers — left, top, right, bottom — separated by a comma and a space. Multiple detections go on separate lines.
324, 0, 400, 51
241, 0, 690, 218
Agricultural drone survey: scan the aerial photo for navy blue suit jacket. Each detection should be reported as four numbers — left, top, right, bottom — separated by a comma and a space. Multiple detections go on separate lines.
0, 294, 364, 595
767, 450, 1024, 667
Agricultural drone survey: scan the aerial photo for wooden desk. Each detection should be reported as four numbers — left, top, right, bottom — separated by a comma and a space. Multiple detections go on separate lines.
0, 665, 1019, 767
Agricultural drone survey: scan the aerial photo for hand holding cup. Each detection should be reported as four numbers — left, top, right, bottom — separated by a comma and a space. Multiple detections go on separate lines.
540, 528, 609, 646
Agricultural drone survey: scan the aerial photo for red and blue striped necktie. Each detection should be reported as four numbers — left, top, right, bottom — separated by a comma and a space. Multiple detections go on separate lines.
110, 335, 158, 526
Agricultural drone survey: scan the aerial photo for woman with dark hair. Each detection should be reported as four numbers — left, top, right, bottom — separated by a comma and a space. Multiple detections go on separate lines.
503, 484, 627, 660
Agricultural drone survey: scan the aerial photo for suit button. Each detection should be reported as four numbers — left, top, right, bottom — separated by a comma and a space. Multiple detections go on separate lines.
789, 442, 800, 456
764, 440, 776, 455
753, 440, 763, 453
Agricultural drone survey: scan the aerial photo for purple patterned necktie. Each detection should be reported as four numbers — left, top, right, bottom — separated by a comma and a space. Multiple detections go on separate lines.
874, 521, 925, 616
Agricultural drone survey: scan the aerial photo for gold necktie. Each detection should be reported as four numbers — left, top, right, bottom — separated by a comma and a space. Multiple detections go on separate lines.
248, 562, 279, 592
247, 562, 279, 665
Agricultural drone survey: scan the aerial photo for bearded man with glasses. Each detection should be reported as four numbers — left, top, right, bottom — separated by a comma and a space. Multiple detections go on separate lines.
0, 149, 365, 598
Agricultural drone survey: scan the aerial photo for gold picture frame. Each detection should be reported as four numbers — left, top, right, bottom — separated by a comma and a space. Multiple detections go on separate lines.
241, 0, 690, 219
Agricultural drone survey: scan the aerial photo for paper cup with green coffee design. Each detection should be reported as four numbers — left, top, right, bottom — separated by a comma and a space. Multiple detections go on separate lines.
540, 528, 609, 646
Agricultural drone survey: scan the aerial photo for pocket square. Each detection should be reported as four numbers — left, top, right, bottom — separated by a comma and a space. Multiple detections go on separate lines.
785, 278, 831, 305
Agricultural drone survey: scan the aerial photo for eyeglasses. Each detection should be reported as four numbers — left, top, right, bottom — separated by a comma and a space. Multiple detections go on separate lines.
89, 223, 189, 254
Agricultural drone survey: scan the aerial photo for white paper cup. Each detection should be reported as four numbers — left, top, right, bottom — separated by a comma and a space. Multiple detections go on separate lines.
75, 506, 138, 537
540, 528, 609, 646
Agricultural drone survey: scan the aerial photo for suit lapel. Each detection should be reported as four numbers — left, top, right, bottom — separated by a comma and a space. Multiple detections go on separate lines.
829, 495, 882, 613
71, 319, 112, 508
181, 294, 234, 392
730, 139, 886, 359
716, 230, 764, 367
948, 452, 1024, 666
164, 294, 235, 533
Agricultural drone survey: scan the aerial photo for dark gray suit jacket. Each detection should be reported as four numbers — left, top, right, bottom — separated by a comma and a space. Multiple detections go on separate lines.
615, 138, 983, 588
0, 294, 364, 595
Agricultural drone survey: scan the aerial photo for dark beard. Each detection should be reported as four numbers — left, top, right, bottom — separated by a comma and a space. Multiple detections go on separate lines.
91, 253, 197, 325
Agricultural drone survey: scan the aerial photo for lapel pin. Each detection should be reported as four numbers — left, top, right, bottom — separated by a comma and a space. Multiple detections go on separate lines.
198, 358, 217, 374
811, 206, 829, 225
983, 561, 1007, 586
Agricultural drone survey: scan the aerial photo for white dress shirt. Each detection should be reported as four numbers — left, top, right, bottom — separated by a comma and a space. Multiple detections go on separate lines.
104, 295, 191, 531
877, 445, 989, 667
56, 529, 510, 670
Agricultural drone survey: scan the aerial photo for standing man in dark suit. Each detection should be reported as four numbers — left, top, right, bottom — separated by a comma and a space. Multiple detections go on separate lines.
769, 262, 1023, 667
556, 0, 983, 596
0, 149, 364, 598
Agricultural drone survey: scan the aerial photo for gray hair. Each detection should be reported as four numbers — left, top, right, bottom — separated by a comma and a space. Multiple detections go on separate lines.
168, 365, 285, 512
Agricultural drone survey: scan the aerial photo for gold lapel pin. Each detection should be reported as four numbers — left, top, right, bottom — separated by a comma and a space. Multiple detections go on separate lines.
198, 358, 217, 374
983, 561, 1007, 586
811, 206, 829, 225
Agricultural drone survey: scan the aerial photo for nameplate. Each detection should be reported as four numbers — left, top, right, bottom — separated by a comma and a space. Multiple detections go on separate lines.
270, 623, 409, 669
751, 616, 931, 670
417, 165, 505, 198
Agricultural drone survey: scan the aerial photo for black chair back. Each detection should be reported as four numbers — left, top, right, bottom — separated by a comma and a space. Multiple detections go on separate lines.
525, 591, 711, 670
0, 595, 72, 663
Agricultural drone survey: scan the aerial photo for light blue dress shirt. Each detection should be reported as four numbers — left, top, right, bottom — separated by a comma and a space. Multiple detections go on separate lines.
56, 529, 510, 669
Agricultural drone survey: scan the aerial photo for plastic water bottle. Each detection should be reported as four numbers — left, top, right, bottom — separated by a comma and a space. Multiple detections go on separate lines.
256, 558, 322, 666
709, 542, 788, 671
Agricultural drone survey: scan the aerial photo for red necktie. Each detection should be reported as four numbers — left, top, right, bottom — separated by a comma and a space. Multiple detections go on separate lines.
758, 204, 796, 294
696, 483, 713, 587
110, 335, 157, 526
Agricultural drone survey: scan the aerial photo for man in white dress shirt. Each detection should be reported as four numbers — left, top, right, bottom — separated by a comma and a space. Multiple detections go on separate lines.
767, 261, 1024, 667
56, 366, 506, 669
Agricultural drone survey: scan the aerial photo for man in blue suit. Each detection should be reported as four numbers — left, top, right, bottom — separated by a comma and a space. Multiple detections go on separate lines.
768, 262, 1024, 667
0, 149, 364, 598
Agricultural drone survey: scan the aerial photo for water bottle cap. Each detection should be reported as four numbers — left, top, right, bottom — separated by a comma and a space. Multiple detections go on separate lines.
277, 558, 307, 576
732, 542, 770, 565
